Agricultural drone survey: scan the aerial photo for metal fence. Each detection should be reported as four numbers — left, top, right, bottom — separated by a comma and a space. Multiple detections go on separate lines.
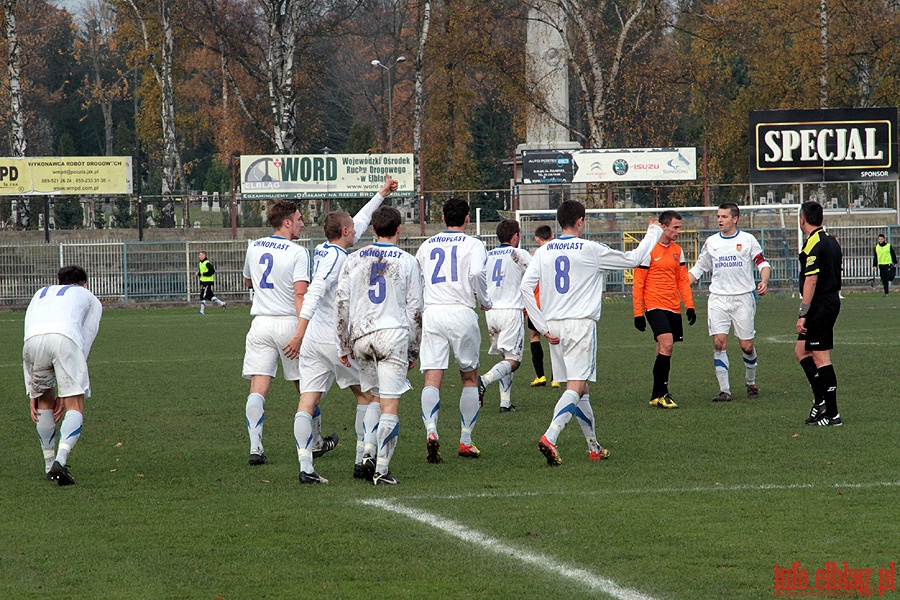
0, 225, 894, 307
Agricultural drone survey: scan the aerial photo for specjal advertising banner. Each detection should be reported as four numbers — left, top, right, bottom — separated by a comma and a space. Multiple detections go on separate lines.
240, 154, 415, 199
521, 148, 696, 184
749, 107, 898, 183
0, 156, 132, 195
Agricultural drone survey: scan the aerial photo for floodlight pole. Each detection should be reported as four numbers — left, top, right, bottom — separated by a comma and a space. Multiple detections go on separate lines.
371, 56, 406, 152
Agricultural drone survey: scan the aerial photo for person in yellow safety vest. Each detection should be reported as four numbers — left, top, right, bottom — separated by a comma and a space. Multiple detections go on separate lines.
197, 251, 227, 314
873, 234, 897, 297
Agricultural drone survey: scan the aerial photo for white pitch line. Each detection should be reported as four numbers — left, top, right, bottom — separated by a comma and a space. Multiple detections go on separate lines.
360, 498, 659, 600
398, 480, 900, 501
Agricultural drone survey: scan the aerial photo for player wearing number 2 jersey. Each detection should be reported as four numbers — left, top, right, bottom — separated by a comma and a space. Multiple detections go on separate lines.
521, 200, 662, 466
241, 200, 310, 467
415, 197, 492, 464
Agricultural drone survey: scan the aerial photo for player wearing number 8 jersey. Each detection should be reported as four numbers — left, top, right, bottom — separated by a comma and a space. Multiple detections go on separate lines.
521, 200, 662, 466
241, 200, 310, 467
416, 197, 492, 463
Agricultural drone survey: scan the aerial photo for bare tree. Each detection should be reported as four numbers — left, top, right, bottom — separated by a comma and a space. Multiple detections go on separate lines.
3, 0, 28, 228
413, 0, 430, 209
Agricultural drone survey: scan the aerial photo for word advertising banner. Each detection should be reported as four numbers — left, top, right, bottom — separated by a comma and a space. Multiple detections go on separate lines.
0, 157, 133, 195
240, 154, 415, 199
749, 107, 898, 183
521, 148, 696, 184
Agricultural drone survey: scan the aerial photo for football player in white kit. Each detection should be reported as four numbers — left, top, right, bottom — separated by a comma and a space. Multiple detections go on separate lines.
336, 206, 423, 485
416, 197, 492, 463
478, 219, 531, 412
521, 201, 662, 466
242, 200, 310, 467
291, 175, 397, 484
23, 265, 102, 486
688, 203, 770, 402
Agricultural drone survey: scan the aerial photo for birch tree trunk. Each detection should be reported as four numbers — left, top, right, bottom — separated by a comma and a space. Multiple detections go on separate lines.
4, 0, 29, 229
264, 0, 299, 153
413, 0, 430, 224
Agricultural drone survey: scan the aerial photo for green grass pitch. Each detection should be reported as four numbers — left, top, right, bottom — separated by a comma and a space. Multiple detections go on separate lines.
0, 292, 897, 599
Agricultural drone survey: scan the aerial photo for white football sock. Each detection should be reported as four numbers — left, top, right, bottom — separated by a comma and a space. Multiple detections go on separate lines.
575, 394, 596, 443
294, 411, 314, 473
499, 373, 514, 408
36, 409, 56, 472
742, 349, 758, 385
55, 410, 83, 467
482, 361, 513, 386
714, 350, 730, 393
354, 404, 368, 463
421, 386, 440, 437
199, 300, 206, 314
459, 386, 480, 445
245, 393, 265, 454
544, 390, 579, 445
363, 401, 381, 457
375, 413, 400, 475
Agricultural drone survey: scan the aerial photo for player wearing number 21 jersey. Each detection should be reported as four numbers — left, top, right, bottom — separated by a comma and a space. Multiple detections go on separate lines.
415, 197, 492, 464
241, 200, 310, 467
521, 200, 662, 467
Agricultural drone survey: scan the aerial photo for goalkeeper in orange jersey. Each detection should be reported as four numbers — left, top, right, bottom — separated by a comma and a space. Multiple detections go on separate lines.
632, 210, 696, 409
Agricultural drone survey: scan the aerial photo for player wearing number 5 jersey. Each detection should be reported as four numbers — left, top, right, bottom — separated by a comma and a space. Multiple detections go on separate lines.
415, 197, 492, 463
521, 200, 662, 466
336, 206, 423, 484
241, 200, 310, 467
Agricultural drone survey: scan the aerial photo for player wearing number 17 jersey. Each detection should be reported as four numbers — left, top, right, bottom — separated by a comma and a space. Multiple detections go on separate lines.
521, 200, 662, 466
415, 197, 492, 464
336, 206, 423, 485
241, 200, 310, 467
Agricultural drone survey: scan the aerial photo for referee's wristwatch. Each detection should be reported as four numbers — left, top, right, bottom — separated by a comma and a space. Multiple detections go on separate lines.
798, 303, 810, 318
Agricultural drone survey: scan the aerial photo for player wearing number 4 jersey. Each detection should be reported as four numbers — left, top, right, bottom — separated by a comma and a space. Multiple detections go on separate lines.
241, 200, 310, 468
416, 197, 492, 463
688, 203, 770, 402
522, 201, 662, 466
479, 219, 531, 412
336, 206, 423, 485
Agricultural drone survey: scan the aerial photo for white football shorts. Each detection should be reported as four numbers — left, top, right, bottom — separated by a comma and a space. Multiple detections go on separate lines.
242, 315, 301, 381
23, 333, 92, 398
545, 318, 597, 382
419, 305, 481, 372
707, 292, 756, 340
352, 328, 412, 399
299, 340, 360, 393
486, 308, 525, 361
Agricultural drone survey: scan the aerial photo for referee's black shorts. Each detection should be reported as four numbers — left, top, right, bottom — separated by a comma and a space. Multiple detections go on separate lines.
798, 293, 840, 351
646, 309, 684, 342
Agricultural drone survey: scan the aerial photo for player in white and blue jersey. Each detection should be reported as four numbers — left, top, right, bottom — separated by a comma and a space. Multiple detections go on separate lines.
336, 206, 423, 485
23, 265, 102, 485
415, 197, 492, 463
521, 201, 662, 466
688, 203, 771, 402
241, 200, 310, 467
291, 176, 396, 484
478, 219, 531, 412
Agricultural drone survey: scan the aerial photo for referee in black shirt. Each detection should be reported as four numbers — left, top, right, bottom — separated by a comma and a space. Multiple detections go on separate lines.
795, 201, 843, 426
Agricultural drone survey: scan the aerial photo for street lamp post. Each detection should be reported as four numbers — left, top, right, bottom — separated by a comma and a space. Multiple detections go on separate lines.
371, 56, 406, 152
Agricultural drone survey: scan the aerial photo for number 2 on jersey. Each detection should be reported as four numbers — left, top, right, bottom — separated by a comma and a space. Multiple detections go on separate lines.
258, 253, 275, 289
430, 246, 459, 284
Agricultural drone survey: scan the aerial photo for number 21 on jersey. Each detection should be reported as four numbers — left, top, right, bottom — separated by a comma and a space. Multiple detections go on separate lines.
430, 246, 458, 284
